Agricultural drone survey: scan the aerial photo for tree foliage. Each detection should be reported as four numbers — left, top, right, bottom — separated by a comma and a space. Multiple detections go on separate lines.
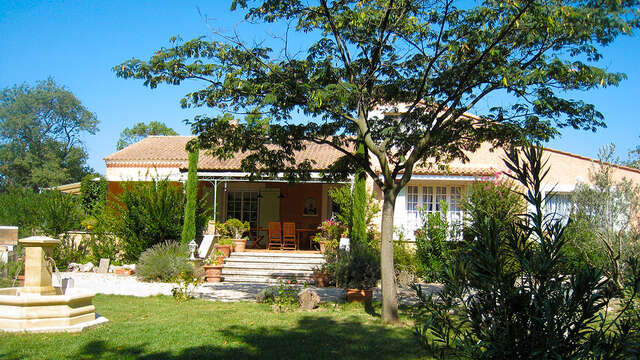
0, 78, 98, 191
413, 146, 640, 359
116, 121, 178, 150
181, 146, 200, 244
115, 0, 638, 322
570, 143, 640, 290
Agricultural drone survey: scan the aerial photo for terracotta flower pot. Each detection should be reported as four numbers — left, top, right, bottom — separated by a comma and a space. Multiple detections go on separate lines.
216, 244, 232, 257
203, 265, 223, 283
319, 241, 328, 253
346, 289, 373, 303
312, 272, 329, 287
17, 275, 24, 287
115, 268, 134, 276
233, 239, 246, 252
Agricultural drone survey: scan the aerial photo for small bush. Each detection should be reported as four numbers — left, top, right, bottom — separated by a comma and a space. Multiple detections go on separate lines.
414, 207, 455, 282
136, 241, 194, 282
334, 242, 381, 289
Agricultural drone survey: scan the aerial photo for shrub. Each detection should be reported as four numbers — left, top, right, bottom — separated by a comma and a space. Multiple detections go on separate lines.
412, 146, 640, 359
0, 186, 40, 237
223, 218, 250, 239
39, 190, 85, 237
51, 233, 89, 269
569, 144, 640, 290
461, 175, 524, 244
394, 240, 419, 276
80, 174, 107, 215
414, 206, 455, 282
110, 178, 210, 262
136, 241, 194, 282
334, 242, 381, 289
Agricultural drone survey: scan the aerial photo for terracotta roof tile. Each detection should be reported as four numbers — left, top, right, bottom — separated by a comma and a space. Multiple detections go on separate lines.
104, 136, 346, 171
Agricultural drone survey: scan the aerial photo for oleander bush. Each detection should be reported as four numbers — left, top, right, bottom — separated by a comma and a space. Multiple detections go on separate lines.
412, 146, 640, 359
136, 241, 194, 282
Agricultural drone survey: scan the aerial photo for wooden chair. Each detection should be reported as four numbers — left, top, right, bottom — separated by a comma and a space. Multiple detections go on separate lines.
282, 222, 297, 250
267, 222, 282, 250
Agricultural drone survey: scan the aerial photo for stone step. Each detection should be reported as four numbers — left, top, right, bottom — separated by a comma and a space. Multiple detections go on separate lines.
233, 251, 324, 258
224, 257, 325, 265
222, 268, 314, 276
223, 262, 319, 271
221, 275, 310, 284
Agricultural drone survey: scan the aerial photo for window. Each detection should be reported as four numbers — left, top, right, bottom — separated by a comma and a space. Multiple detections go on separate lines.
407, 186, 419, 216
227, 191, 259, 227
435, 186, 447, 211
544, 193, 572, 223
449, 186, 463, 240
402, 184, 465, 241
422, 186, 434, 213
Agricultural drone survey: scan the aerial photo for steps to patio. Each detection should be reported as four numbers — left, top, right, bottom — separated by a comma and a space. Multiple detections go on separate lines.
221, 251, 325, 284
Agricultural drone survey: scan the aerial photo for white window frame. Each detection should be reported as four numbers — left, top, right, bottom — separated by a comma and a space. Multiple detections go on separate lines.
226, 191, 259, 227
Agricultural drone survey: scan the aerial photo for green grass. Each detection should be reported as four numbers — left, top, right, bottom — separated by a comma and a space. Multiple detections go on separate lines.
0, 295, 430, 360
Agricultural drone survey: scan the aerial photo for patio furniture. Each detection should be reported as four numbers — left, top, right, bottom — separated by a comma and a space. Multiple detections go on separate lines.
296, 228, 319, 250
267, 222, 283, 250
282, 222, 297, 250
247, 227, 268, 249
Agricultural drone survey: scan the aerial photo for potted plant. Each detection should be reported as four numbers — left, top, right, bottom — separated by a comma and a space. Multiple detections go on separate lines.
311, 264, 330, 287
313, 219, 343, 252
334, 244, 381, 303
225, 218, 250, 252
215, 237, 233, 257
202, 251, 225, 283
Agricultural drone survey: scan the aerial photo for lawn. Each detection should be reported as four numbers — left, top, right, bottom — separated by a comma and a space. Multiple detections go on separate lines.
0, 294, 430, 360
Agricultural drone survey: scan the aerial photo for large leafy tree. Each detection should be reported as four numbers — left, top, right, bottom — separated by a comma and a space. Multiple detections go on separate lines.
115, 0, 638, 323
0, 78, 98, 191
116, 121, 178, 150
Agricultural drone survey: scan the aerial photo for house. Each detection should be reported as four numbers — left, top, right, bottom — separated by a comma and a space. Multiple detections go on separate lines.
104, 135, 640, 245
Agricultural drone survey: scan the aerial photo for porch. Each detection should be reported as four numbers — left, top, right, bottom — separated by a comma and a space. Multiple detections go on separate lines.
197, 173, 349, 251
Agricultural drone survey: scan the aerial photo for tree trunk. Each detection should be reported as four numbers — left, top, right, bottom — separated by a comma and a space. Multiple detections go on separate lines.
380, 189, 399, 324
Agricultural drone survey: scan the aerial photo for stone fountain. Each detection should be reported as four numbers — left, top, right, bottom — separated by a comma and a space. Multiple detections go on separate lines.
0, 236, 108, 332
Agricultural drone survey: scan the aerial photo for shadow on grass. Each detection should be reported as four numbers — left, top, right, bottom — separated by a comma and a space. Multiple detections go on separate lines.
28, 315, 425, 360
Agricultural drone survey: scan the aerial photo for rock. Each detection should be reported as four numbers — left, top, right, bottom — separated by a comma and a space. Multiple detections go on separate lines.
97, 258, 110, 273
67, 263, 81, 272
79, 262, 94, 272
298, 289, 320, 310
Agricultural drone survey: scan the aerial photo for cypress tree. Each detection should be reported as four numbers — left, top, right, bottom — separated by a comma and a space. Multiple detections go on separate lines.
181, 145, 199, 244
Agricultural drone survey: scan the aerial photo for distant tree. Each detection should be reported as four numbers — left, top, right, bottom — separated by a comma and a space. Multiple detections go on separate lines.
571, 144, 640, 290
116, 0, 638, 323
627, 138, 640, 169
116, 121, 178, 150
0, 78, 98, 191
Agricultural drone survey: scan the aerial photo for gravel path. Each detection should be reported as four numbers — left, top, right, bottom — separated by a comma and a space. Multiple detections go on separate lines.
55, 272, 442, 304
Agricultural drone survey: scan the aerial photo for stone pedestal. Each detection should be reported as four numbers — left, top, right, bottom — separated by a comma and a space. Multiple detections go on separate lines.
20, 236, 59, 296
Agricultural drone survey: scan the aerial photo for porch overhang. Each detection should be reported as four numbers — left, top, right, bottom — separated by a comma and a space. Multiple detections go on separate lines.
191, 171, 352, 184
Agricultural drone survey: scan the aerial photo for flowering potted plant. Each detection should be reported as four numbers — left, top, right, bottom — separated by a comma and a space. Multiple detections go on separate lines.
311, 263, 331, 287
225, 218, 250, 252
202, 250, 225, 283
313, 219, 343, 252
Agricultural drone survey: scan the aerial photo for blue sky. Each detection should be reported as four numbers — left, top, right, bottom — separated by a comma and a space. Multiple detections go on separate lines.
1, 1, 639, 174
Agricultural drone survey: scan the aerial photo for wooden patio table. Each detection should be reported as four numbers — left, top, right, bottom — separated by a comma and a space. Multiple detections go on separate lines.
296, 228, 318, 250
